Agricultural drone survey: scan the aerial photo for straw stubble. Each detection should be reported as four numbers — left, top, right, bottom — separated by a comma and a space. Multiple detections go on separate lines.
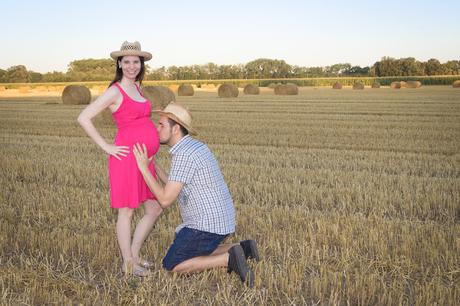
1, 86, 459, 305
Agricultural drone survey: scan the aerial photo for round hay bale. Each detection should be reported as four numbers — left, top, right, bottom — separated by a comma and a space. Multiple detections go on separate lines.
142, 86, 176, 109
243, 84, 260, 95
62, 85, 91, 104
390, 82, 401, 89
0, 86, 6, 92
267, 83, 277, 89
353, 82, 365, 90
371, 82, 381, 88
405, 81, 422, 88
400, 81, 407, 88
94, 108, 114, 125
178, 84, 194, 96
274, 84, 298, 95
453, 80, 460, 88
332, 82, 342, 89
218, 83, 239, 98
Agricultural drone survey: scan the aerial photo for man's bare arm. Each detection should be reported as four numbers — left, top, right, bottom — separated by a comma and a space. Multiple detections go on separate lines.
133, 143, 182, 208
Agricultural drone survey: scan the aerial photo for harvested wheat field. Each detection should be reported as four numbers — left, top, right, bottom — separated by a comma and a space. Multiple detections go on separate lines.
0, 86, 459, 305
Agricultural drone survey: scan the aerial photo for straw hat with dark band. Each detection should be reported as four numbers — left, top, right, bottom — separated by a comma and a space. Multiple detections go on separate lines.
154, 102, 197, 135
110, 41, 152, 61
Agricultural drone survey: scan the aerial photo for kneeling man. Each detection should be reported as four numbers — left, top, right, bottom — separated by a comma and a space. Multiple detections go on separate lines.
133, 102, 259, 286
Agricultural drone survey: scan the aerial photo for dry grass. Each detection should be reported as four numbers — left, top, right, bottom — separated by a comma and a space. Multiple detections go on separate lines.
1, 87, 459, 305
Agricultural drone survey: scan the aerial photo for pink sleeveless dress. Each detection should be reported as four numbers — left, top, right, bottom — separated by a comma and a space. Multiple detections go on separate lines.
108, 83, 160, 208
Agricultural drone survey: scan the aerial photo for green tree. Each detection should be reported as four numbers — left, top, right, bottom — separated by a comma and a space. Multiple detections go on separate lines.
42, 71, 70, 82
373, 57, 401, 76
442, 60, 460, 75
167, 66, 182, 80
245, 58, 292, 79
203, 63, 219, 80
425, 58, 445, 75
399, 57, 424, 76
343, 66, 370, 76
326, 63, 351, 76
7, 65, 30, 82
307, 67, 326, 77
147, 66, 167, 80
67, 58, 115, 81
0, 69, 7, 82
28, 71, 43, 82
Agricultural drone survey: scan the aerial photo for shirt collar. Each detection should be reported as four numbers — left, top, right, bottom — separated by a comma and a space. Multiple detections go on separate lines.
170, 135, 191, 155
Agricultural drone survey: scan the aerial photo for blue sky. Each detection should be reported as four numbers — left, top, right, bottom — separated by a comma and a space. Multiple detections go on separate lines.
1, 0, 459, 73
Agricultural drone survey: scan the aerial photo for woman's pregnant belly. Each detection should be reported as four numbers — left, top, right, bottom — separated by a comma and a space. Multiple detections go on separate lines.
114, 120, 160, 157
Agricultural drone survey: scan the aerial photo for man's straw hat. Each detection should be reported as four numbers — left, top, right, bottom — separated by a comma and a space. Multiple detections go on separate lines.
154, 102, 197, 135
110, 41, 152, 61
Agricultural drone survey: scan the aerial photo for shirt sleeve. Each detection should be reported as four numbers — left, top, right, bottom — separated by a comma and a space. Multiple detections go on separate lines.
169, 153, 197, 184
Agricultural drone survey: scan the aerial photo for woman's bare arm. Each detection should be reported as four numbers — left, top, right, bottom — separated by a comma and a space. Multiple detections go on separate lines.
77, 87, 129, 160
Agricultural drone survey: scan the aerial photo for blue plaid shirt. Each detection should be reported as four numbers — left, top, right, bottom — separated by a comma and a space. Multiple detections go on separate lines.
169, 135, 236, 235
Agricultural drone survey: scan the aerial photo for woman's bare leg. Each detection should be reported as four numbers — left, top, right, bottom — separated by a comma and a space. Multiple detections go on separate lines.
131, 199, 163, 261
117, 207, 135, 265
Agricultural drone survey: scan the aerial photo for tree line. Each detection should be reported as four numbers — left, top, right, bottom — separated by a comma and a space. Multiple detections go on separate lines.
1, 57, 459, 83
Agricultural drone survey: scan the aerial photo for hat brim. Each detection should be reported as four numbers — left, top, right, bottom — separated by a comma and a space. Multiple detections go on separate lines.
154, 110, 197, 135
110, 50, 152, 61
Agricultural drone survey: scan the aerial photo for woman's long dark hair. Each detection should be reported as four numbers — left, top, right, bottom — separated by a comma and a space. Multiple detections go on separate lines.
108, 56, 146, 88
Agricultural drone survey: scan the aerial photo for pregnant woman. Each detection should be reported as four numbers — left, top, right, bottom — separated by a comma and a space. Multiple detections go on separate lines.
78, 41, 162, 276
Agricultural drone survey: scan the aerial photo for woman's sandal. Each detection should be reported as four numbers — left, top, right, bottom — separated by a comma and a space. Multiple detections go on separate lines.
122, 260, 151, 277
136, 258, 154, 269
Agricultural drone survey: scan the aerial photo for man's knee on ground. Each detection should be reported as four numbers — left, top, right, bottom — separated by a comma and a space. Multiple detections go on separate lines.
162, 256, 178, 272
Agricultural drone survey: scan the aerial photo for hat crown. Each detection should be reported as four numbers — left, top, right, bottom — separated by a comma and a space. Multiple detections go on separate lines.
120, 41, 141, 52
155, 102, 197, 135
164, 102, 192, 126
110, 41, 152, 61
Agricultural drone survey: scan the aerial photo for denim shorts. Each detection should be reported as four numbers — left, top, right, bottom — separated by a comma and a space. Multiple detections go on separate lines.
162, 227, 228, 271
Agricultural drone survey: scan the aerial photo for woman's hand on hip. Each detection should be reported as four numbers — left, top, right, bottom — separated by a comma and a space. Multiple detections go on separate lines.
104, 144, 130, 160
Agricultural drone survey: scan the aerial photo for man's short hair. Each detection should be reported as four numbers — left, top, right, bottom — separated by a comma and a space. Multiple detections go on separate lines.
168, 118, 189, 136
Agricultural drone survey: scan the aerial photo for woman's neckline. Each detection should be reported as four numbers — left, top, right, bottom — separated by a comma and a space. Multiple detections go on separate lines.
117, 82, 147, 103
